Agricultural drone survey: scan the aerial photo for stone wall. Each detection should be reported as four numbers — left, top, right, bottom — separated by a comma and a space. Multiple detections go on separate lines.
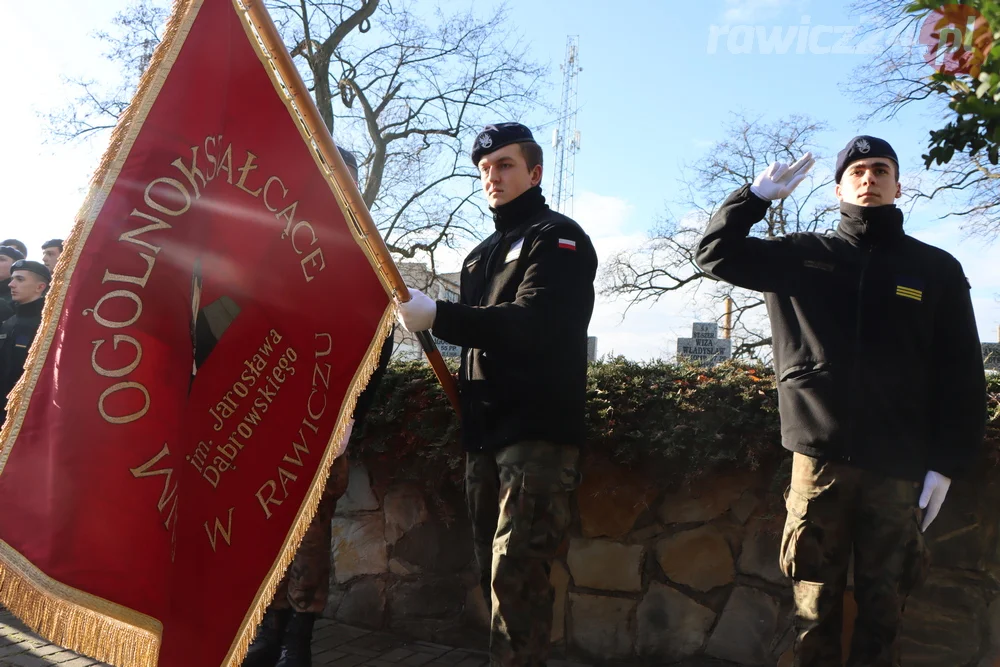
323, 452, 1000, 666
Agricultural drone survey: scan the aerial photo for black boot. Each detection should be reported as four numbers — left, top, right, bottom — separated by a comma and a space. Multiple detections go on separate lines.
242, 607, 291, 667
275, 612, 316, 667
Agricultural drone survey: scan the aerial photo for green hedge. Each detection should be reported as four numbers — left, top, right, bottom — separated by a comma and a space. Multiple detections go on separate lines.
352, 358, 1000, 492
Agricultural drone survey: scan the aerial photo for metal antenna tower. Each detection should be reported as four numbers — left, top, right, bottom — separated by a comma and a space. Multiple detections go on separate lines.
550, 36, 582, 215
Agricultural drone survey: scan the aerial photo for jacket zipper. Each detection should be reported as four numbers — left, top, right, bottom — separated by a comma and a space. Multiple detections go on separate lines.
847, 243, 874, 464
465, 232, 506, 383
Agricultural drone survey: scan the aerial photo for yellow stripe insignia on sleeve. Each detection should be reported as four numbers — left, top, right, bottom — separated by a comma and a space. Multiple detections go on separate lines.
895, 286, 923, 301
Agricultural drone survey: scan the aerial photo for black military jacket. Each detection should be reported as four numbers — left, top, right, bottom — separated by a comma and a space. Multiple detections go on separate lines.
697, 185, 985, 480
433, 186, 599, 452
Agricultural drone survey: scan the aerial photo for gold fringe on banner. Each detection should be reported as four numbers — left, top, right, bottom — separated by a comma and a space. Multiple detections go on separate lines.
0, 542, 162, 667
0, 0, 202, 663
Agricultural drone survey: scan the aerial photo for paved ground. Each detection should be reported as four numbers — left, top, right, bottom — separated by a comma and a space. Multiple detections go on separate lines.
0, 608, 591, 667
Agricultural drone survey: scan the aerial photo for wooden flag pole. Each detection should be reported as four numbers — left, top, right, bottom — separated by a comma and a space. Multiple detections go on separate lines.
723, 297, 732, 339
240, 0, 461, 416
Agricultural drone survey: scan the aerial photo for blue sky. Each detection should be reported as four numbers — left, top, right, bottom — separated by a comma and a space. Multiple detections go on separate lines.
2, 0, 997, 359
502, 0, 1000, 357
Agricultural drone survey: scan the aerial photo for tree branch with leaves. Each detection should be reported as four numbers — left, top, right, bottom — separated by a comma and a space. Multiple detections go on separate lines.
846, 0, 1000, 238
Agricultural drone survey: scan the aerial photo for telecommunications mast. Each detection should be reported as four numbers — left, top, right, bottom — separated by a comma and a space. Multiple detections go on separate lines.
550, 36, 582, 215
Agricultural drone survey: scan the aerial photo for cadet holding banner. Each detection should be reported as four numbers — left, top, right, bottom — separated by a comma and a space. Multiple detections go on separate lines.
397, 123, 597, 667
696, 136, 986, 666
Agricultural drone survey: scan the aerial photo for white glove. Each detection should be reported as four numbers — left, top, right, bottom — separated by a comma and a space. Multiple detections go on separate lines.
750, 152, 815, 201
396, 287, 437, 333
918, 470, 952, 532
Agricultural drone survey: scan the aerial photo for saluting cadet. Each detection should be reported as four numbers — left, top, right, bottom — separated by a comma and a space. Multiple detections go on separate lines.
696, 136, 986, 666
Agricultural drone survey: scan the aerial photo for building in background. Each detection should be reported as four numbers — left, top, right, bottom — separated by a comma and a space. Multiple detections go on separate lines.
392, 263, 461, 360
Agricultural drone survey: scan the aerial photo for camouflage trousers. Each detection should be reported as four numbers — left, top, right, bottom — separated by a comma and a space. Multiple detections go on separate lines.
781, 453, 930, 667
271, 454, 351, 613
466, 442, 581, 667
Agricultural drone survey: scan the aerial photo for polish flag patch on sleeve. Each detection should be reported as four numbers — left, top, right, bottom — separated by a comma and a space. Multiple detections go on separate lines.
558, 238, 577, 250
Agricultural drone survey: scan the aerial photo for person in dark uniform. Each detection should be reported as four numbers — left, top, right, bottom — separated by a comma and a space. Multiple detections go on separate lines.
0, 246, 26, 324
0, 240, 27, 260
41, 239, 64, 272
396, 122, 598, 666
695, 136, 986, 667
0, 260, 51, 423
244, 147, 395, 667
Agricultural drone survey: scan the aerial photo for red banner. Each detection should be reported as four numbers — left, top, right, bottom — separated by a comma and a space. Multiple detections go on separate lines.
0, 1, 391, 665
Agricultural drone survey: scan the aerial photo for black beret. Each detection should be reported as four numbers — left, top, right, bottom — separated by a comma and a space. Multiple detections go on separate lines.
835, 136, 899, 183
10, 260, 51, 283
337, 146, 358, 172
471, 122, 536, 166
337, 146, 360, 187
0, 246, 25, 262
41, 239, 63, 251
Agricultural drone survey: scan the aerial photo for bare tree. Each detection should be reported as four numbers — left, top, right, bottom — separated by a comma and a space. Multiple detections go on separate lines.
603, 114, 838, 360
842, 0, 935, 121
844, 0, 1000, 239
46, 0, 546, 272
914, 152, 1000, 241
276, 1, 545, 265
45, 0, 169, 142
